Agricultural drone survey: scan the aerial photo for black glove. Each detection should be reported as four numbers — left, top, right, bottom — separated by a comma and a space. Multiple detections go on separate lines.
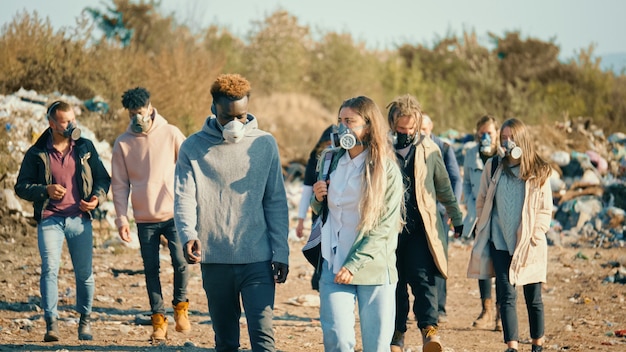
453, 225, 464, 238
272, 262, 289, 283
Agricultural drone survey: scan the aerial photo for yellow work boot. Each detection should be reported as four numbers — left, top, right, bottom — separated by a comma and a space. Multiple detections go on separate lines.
421, 325, 442, 352
173, 300, 191, 333
150, 313, 168, 342
472, 298, 494, 329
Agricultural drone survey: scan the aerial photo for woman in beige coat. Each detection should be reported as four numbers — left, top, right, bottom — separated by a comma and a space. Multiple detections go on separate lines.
467, 118, 553, 352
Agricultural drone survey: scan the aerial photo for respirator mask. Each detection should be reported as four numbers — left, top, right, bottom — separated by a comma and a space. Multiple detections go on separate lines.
131, 112, 152, 133
392, 132, 414, 149
479, 133, 493, 154
503, 140, 522, 159
52, 119, 81, 140
222, 120, 245, 144
330, 124, 364, 150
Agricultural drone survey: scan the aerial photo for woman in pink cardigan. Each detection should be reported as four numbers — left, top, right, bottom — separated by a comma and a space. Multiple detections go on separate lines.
467, 118, 553, 352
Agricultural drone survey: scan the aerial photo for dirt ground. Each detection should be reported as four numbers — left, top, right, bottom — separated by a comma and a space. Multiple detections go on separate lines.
0, 220, 625, 352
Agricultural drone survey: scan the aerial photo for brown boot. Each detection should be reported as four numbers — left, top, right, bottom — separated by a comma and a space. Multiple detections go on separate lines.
472, 298, 494, 329
173, 300, 191, 333
421, 325, 442, 352
43, 317, 60, 342
494, 303, 503, 331
151, 313, 168, 342
390, 330, 404, 352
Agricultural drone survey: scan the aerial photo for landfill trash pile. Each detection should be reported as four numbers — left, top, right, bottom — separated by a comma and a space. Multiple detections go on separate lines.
542, 119, 625, 249
0, 89, 118, 245
449, 117, 626, 250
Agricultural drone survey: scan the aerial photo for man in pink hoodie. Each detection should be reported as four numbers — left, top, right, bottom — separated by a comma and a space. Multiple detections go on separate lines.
111, 87, 189, 342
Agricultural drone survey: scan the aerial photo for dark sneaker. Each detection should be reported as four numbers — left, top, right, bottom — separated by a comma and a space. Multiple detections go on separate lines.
390, 330, 404, 352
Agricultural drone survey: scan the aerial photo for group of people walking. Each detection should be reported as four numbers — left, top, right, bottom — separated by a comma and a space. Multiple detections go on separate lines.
299, 95, 552, 352
14, 72, 551, 352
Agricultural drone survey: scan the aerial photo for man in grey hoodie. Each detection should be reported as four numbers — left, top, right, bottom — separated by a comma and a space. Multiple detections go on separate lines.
174, 73, 289, 352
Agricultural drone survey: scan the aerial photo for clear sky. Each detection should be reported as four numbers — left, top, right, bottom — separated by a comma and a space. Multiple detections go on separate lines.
2, 0, 625, 58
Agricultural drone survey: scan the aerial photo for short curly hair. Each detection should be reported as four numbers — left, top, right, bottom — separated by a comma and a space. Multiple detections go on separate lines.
210, 74, 251, 101
121, 87, 150, 109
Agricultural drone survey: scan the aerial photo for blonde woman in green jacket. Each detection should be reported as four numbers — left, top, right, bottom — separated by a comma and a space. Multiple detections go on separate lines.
311, 96, 404, 352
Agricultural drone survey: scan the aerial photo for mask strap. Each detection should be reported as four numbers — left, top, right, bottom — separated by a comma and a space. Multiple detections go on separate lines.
46, 101, 62, 120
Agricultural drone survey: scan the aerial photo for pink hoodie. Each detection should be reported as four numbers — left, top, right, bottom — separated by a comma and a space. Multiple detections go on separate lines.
112, 109, 185, 228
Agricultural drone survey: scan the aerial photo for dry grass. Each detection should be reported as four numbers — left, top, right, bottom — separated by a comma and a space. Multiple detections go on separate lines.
250, 92, 336, 164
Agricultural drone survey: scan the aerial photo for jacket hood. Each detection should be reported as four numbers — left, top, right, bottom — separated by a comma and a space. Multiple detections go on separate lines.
199, 113, 262, 144
125, 108, 168, 135
413, 133, 429, 147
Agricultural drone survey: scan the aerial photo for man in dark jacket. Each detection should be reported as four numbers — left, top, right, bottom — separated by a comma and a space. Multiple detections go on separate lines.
15, 100, 110, 342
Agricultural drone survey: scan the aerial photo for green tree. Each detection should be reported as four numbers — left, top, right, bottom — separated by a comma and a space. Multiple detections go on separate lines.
242, 10, 311, 94
308, 32, 384, 111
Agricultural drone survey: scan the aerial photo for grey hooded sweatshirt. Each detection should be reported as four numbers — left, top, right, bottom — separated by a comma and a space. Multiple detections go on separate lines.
174, 115, 289, 265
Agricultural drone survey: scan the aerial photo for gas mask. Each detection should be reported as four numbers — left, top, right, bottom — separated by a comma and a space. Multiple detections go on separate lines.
131, 113, 152, 133
52, 119, 81, 140
222, 120, 245, 144
393, 132, 414, 149
479, 133, 493, 154
503, 140, 522, 159
330, 124, 364, 150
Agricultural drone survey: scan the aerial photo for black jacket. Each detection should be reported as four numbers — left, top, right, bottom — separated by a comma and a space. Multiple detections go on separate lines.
15, 128, 111, 222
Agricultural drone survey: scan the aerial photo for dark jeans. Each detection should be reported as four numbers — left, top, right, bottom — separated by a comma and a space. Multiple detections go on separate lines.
395, 232, 440, 331
491, 243, 545, 343
202, 261, 276, 352
479, 278, 493, 299
137, 219, 189, 314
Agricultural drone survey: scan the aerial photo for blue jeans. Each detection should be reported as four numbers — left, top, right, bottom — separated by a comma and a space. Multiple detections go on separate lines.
319, 260, 396, 352
137, 219, 189, 314
201, 261, 276, 352
38, 215, 94, 319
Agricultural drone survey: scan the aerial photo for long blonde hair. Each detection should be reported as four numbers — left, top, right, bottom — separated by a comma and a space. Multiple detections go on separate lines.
500, 118, 551, 186
339, 96, 398, 233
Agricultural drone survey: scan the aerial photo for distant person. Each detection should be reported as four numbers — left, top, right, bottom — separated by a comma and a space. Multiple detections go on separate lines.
468, 118, 552, 352
312, 96, 404, 351
387, 95, 463, 352
111, 87, 191, 342
15, 100, 110, 342
174, 73, 289, 352
420, 112, 462, 323
295, 125, 333, 290
462, 115, 502, 331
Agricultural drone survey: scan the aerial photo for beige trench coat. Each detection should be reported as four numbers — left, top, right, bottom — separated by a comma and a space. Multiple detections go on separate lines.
467, 158, 553, 286
411, 135, 463, 279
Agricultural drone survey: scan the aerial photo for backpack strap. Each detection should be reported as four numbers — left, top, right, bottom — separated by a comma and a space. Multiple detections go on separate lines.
491, 156, 499, 178
320, 150, 334, 181
318, 150, 335, 224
